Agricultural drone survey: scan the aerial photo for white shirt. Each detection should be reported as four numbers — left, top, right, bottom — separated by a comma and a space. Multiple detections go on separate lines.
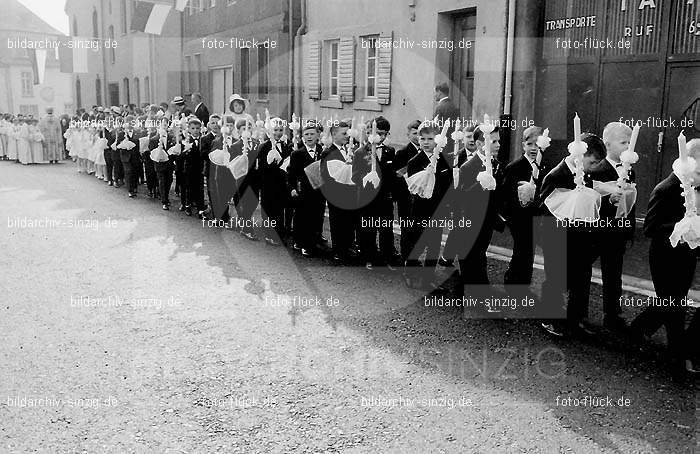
527, 155, 539, 180
606, 156, 622, 168
564, 156, 577, 175
438, 96, 449, 104
306, 145, 316, 158
194, 102, 203, 112
334, 142, 349, 161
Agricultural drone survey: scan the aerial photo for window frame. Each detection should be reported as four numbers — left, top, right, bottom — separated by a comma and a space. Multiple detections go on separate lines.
328, 40, 339, 99
362, 35, 379, 100
257, 46, 269, 99
21, 72, 33, 97
240, 47, 250, 98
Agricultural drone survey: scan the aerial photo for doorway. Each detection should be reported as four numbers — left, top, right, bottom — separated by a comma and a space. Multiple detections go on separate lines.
450, 13, 476, 118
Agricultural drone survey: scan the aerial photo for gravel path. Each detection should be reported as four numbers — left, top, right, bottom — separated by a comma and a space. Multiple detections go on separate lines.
0, 161, 696, 453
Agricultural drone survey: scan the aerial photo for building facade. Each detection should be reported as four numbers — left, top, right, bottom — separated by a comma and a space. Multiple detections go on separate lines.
299, 0, 510, 145
0, 0, 73, 115
533, 0, 700, 215
182, 0, 301, 117
64, 0, 182, 110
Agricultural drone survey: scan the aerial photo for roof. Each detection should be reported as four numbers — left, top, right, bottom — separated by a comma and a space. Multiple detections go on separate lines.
0, 0, 66, 36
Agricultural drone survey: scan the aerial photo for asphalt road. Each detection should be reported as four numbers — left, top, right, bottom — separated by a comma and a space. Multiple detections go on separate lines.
0, 161, 696, 453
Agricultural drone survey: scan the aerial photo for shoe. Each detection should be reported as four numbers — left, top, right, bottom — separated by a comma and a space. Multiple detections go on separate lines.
185, 208, 192, 216
243, 231, 259, 241
265, 238, 280, 246
197, 211, 205, 219
437, 256, 453, 267
685, 359, 700, 374
301, 248, 313, 257
603, 315, 628, 332
365, 262, 373, 270
178, 204, 185, 211
107, 181, 113, 186
128, 192, 135, 198
332, 254, 344, 264
318, 236, 328, 244
162, 204, 169, 210
541, 322, 565, 338
386, 263, 397, 271
292, 243, 302, 251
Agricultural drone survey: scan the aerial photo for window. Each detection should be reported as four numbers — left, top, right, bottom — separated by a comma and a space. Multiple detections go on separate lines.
95, 77, 102, 105
120, 0, 127, 34
92, 9, 99, 38
108, 0, 112, 14
144, 76, 150, 103
189, 0, 201, 15
72, 16, 78, 37
328, 40, 339, 98
257, 46, 268, 98
134, 77, 140, 105
210, 0, 216, 7
240, 47, 249, 97
108, 26, 115, 63
227, 0, 237, 5
123, 77, 130, 104
21, 72, 33, 97
19, 105, 39, 116
194, 53, 202, 91
199, 0, 204, 12
362, 35, 378, 99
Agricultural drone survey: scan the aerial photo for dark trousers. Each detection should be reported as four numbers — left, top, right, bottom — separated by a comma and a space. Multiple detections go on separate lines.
144, 158, 157, 194
104, 150, 113, 182
175, 157, 184, 196
123, 155, 140, 193
110, 150, 123, 182
591, 231, 627, 317
396, 192, 412, 262
504, 215, 536, 292
186, 172, 205, 211
235, 177, 259, 232
328, 203, 357, 256
631, 240, 696, 359
157, 168, 173, 205
458, 222, 495, 297
293, 191, 325, 250
358, 198, 395, 264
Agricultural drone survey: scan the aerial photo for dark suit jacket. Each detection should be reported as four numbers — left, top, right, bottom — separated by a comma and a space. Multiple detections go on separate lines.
407, 149, 451, 219
643, 173, 698, 296
194, 103, 210, 126
320, 144, 357, 210
117, 130, 142, 163
433, 97, 460, 125
289, 143, 323, 196
501, 155, 543, 221
352, 143, 396, 210
200, 131, 217, 178
456, 152, 503, 233
589, 158, 636, 238
257, 140, 292, 207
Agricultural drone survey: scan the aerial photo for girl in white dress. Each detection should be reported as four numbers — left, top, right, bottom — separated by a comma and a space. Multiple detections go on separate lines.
17, 119, 31, 165
92, 127, 107, 179
7, 118, 19, 161
29, 119, 46, 164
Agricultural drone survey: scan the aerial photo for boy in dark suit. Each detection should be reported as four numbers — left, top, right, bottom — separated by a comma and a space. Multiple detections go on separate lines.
630, 138, 699, 376
200, 114, 221, 214
257, 118, 292, 246
404, 121, 452, 289
118, 115, 143, 198
151, 128, 176, 210
588, 122, 636, 331
231, 119, 261, 241
394, 120, 421, 264
320, 120, 357, 263
181, 117, 204, 217
453, 124, 505, 298
288, 121, 325, 256
538, 133, 606, 337
501, 125, 545, 297
433, 82, 460, 126
352, 116, 398, 270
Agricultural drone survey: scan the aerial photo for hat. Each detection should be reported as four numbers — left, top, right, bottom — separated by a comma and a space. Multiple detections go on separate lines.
172, 96, 185, 105
228, 94, 249, 111
111, 106, 122, 114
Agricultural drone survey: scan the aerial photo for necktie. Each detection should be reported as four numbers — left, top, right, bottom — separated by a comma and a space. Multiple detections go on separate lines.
531, 160, 539, 180
615, 162, 623, 168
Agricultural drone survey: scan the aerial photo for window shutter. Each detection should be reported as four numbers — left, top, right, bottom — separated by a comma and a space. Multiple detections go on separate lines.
306, 40, 321, 99
338, 36, 354, 102
376, 31, 393, 105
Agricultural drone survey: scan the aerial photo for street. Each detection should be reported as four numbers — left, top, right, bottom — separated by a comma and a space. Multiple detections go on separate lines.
0, 161, 696, 453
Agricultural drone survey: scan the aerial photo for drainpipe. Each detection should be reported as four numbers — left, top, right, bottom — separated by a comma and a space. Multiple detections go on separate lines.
499, 0, 516, 164
294, 0, 306, 117
100, 0, 108, 105
287, 0, 294, 118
